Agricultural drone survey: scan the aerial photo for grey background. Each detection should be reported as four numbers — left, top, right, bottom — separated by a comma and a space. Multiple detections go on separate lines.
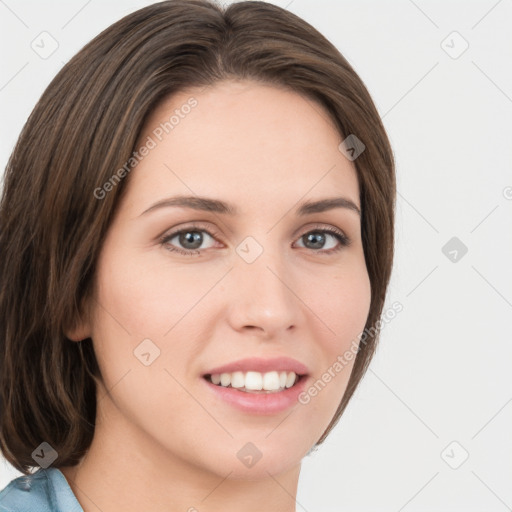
1, 0, 511, 510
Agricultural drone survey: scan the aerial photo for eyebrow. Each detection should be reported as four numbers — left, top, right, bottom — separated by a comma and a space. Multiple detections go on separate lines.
139, 195, 361, 217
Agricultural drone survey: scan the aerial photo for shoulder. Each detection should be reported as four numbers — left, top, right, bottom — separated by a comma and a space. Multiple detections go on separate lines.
0, 467, 82, 512
0, 468, 52, 512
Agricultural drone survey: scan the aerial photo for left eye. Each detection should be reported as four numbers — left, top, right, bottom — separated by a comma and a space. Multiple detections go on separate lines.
294, 229, 348, 252
160, 225, 350, 256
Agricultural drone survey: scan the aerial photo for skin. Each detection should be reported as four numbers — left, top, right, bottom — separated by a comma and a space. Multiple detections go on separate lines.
62, 79, 371, 512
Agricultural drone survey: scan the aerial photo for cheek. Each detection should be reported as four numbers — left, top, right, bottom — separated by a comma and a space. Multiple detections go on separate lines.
298, 259, 371, 410
89, 246, 229, 389
305, 257, 372, 348
88, 251, 208, 429
93, 245, 221, 338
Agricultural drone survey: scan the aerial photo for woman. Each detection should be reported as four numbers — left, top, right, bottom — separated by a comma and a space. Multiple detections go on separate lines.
0, 0, 395, 510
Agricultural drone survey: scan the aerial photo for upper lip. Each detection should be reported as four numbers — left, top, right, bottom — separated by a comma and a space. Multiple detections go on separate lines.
203, 357, 309, 376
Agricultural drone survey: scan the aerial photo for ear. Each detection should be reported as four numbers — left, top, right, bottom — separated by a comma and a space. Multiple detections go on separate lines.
64, 299, 92, 342
65, 320, 91, 342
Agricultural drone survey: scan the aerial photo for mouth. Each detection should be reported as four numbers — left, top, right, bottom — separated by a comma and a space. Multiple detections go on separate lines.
200, 357, 310, 414
203, 370, 307, 394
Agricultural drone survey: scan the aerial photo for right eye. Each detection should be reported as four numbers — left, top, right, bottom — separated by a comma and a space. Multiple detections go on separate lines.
159, 223, 221, 256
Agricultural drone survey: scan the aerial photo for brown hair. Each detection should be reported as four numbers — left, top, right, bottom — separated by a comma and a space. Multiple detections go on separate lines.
0, 0, 395, 474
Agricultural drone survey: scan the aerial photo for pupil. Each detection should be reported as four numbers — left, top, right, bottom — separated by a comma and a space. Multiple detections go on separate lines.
180, 231, 202, 249
306, 232, 325, 249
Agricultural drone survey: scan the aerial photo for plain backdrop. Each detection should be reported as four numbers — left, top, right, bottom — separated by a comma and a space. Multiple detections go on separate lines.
1, 1, 511, 510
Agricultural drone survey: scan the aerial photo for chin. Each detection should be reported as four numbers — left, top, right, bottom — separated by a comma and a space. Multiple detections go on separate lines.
201, 433, 313, 481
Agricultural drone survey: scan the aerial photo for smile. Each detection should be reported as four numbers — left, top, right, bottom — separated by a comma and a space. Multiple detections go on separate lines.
201, 373, 309, 415
205, 370, 300, 393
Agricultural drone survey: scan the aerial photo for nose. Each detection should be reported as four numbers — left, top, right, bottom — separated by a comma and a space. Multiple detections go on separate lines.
226, 244, 300, 339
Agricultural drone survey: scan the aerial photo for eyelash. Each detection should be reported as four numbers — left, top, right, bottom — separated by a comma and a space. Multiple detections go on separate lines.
159, 222, 351, 257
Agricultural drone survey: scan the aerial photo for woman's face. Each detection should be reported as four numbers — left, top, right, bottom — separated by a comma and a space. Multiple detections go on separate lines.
73, 80, 371, 479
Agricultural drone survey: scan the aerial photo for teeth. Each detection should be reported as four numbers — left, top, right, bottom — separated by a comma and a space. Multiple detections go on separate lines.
285, 371, 296, 388
220, 373, 231, 387
231, 371, 245, 389
208, 370, 299, 392
263, 371, 280, 390
245, 371, 263, 390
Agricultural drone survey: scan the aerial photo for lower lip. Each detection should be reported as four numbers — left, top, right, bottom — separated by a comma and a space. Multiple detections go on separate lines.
201, 375, 309, 415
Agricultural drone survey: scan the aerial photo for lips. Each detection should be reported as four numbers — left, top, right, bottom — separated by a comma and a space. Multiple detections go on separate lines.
201, 370, 310, 414
200, 356, 311, 414
202, 356, 309, 377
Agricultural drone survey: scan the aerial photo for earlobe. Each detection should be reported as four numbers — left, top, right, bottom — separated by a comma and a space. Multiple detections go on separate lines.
66, 325, 91, 342
65, 321, 91, 342
64, 308, 92, 342
65, 294, 94, 341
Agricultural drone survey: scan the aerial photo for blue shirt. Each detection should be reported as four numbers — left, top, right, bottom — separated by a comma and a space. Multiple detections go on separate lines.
0, 467, 83, 512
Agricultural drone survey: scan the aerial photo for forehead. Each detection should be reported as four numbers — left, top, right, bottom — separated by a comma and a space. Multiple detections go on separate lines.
124, 80, 359, 215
